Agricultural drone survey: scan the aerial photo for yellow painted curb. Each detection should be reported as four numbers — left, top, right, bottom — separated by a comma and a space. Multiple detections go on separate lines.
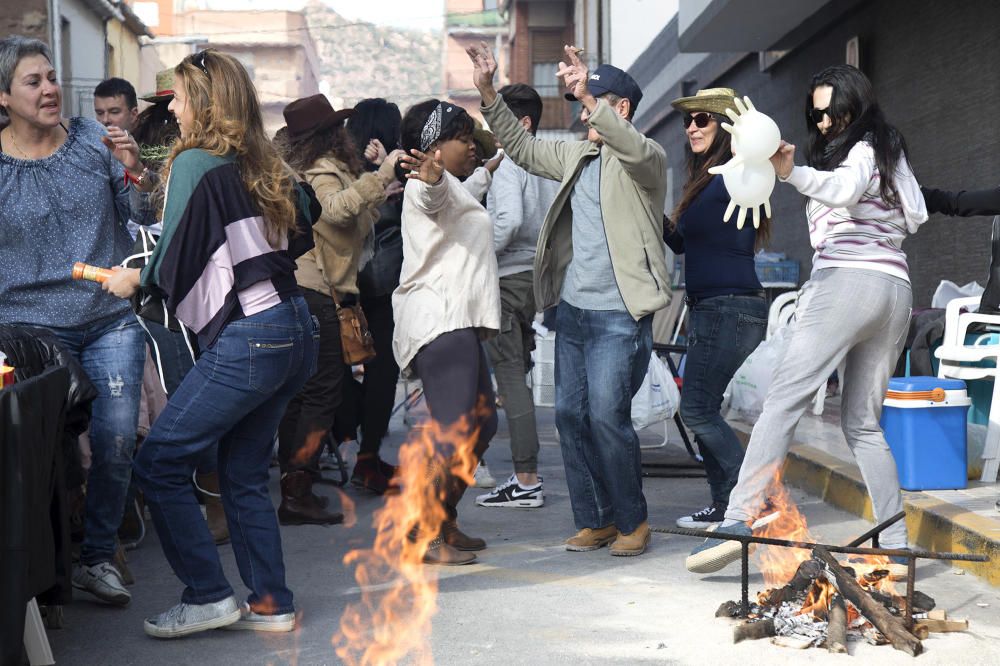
781, 443, 1000, 587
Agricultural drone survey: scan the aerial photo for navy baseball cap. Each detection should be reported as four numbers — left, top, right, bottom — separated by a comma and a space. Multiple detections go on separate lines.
564, 64, 643, 111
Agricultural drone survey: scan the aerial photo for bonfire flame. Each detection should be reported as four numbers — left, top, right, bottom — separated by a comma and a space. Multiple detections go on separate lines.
333, 399, 486, 666
798, 578, 836, 619
755, 473, 816, 587
754, 473, 899, 618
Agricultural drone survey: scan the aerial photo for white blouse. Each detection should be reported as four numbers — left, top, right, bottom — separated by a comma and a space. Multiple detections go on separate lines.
392, 167, 500, 374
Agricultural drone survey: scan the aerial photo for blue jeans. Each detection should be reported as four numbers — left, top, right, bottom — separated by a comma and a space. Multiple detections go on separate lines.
43, 312, 145, 565
681, 294, 767, 505
554, 301, 653, 535
133, 297, 318, 611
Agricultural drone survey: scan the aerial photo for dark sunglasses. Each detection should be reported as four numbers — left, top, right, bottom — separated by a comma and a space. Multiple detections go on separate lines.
682, 112, 715, 129
193, 50, 211, 78
809, 107, 831, 124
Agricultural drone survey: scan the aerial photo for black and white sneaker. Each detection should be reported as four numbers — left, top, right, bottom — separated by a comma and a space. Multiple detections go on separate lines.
475, 474, 543, 508
675, 503, 726, 529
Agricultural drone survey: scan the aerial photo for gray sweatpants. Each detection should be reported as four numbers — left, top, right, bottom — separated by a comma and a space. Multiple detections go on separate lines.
483, 271, 540, 474
726, 268, 912, 548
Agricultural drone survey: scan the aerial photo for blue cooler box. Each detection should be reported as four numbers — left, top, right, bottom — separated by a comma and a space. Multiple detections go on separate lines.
880, 377, 970, 490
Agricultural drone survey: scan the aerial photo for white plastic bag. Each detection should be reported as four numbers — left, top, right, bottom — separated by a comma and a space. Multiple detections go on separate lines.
727, 327, 788, 422
931, 280, 983, 309
631, 353, 680, 430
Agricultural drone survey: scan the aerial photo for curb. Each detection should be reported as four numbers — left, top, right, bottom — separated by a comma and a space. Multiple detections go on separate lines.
733, 430, 1000, 587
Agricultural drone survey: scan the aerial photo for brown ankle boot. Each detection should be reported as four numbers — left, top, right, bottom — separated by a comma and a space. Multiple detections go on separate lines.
609, 521, 650, 557
441, 518, 486, 551
278, 471, 344, 526
423, 536, 477, 565
196, 472, 230, 545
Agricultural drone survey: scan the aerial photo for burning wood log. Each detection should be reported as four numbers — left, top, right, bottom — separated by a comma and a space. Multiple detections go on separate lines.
733, 618, 776, 643
825, 593, 848, 654
758, 558, 822, 606
813, 546, 923, 657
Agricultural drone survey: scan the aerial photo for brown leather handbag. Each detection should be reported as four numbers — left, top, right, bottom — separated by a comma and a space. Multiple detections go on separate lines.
331, 289, 376, 365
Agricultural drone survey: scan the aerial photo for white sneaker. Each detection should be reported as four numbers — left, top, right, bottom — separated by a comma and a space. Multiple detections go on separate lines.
476, 474, 543, 508
223, 601, 296, 633
473, 462, 496, 488
143, 596, 241, 638
72, 562, 131, 606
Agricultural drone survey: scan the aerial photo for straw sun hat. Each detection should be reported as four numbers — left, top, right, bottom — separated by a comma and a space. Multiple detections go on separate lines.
670, 87, 741, 116
141, 69, 176, 103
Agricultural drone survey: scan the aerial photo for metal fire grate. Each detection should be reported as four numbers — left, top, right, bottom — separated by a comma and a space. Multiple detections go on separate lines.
654, 511, 989, 631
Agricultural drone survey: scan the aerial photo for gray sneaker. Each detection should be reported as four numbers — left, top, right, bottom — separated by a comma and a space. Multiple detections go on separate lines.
72, 562, 131, 606
223, 601, 296, 633
143, 596, 241, 638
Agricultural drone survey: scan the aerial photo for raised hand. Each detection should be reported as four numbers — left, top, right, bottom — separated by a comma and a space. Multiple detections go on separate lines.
466, 41, 498, 103
484, 150, 504, 174
377, 148, 407, 184
102, 125, 142, 172
365, 138, 388, 166
555, 45, 591, 104
770, 140, 795, 180
399, 148, 444, 185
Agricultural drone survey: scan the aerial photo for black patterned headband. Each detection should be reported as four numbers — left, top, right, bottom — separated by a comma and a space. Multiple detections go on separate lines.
419, 102, 461, 152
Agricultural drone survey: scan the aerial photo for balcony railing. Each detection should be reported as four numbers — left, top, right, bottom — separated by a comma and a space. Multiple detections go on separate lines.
446, 9, 504, 28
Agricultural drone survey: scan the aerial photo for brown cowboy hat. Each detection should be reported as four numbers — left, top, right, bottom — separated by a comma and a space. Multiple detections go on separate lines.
141, 69, 176, 103
670, 87, 741, 116
283, 94, 354, 140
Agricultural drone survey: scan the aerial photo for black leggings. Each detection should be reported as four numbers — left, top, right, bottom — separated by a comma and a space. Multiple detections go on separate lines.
413, 328, 497, 515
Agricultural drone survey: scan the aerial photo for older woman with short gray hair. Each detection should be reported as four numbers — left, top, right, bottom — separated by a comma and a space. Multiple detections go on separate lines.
0, 34, 155, 606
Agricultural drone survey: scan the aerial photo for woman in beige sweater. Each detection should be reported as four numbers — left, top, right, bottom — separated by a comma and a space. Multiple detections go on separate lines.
395, 99, 502, 565
275, 94, 402, 523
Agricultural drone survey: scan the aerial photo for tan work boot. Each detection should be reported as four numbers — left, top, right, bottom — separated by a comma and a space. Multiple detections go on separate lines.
196, 472, 230, 545
565, 525, 618, 552
610, 521, 651, 557
423, 536, 477, 566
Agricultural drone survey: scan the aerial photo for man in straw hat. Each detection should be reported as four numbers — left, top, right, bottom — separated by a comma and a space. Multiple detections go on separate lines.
467, 42, 669, 557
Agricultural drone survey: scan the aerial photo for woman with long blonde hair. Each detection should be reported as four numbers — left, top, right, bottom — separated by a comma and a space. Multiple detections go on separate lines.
104, 49, 320, 638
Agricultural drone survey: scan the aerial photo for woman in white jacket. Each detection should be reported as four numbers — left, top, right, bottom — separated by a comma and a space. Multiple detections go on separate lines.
688, 65, 928, 574
394, 99, 501, 566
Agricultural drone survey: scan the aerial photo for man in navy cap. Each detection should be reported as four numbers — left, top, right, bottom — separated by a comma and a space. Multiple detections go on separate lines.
468, 42, 670, 557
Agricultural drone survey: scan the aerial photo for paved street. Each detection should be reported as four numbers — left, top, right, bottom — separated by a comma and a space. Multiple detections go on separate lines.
49, 408, 1000, 665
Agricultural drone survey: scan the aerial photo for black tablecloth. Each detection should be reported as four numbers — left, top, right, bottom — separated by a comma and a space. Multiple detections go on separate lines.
0, 367, 70, 666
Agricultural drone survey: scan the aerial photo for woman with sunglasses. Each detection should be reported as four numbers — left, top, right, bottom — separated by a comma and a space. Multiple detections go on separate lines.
103, 49, 320, 637
687, 65, 927, 574
665, 88, 770, 530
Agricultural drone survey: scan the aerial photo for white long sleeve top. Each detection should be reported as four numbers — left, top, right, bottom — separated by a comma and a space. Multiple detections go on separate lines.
392, 167, 500, 375
782, 141, 928, 282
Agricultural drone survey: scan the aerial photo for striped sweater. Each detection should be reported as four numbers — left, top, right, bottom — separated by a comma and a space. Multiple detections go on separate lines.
140, 149, 317, 347
782, 141, 928, 282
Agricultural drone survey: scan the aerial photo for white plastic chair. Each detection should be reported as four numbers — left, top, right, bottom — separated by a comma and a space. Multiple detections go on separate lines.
934, 295, 1000, 481
765, 291, 841, 415
24, 598, 54, 665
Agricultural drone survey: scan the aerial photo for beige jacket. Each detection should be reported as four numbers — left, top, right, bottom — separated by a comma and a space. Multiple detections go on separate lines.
294, 156, 389, 296
481, 94, 671, 319
392, 167, 498, 375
